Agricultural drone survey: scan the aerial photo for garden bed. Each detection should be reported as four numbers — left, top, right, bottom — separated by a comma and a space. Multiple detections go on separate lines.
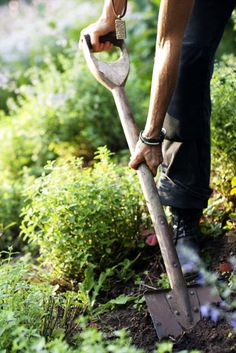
94, 234, 236, 353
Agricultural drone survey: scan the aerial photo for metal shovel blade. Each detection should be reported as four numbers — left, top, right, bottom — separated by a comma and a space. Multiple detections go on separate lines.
145, 285, 221, 339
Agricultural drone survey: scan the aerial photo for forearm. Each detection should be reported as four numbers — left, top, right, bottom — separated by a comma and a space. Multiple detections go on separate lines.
144, 41, 182, 137
144, 0, 195, 138
100, 0, 126, 23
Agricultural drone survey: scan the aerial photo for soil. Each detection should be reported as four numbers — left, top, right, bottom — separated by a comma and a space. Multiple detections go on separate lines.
94, 234, 236, 353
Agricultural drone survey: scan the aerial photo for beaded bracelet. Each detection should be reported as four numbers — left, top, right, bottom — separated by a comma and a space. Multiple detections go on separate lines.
139, 128, 166, 146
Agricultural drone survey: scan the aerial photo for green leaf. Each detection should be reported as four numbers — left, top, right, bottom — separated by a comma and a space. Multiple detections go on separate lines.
232, 176, 236, 187
155, 342, 173, 353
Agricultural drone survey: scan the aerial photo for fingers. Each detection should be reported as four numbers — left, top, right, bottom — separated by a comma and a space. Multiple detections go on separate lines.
147, 161, 158, 177
129, 156, 159, 176
90, 32, 101, 52
103, 41, 113, 51
91, 38, 113, 52
87, 32, 113, 52
128, 152, 144, 170
129, 156, 158, 177
145, 152, 162, 176
129, 143, 163, 177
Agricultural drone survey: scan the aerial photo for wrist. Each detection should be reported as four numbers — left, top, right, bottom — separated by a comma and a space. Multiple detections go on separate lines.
143, 127, 162, 139
99, 15, 116, 26
140, 128, 166, 146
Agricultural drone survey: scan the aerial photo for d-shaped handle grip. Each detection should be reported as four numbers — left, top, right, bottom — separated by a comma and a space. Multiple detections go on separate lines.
81, 32, 129, 90
84, 32, 123, 50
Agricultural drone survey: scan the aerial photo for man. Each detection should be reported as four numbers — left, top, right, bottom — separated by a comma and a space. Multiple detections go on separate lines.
82, 0, 236, 277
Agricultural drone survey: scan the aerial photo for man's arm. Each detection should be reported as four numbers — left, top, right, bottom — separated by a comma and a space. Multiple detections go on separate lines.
129, 0, 194, 176
81, 0, 195, 176
144, 0, 194, 138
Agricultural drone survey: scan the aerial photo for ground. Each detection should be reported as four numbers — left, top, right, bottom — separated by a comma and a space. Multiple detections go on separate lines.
94, 234, 236, 353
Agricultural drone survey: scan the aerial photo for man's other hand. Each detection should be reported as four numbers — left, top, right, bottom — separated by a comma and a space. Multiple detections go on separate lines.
129, 140, 163, 177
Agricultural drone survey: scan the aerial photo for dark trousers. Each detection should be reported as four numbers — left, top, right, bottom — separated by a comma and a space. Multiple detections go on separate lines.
158, 0, 236, 210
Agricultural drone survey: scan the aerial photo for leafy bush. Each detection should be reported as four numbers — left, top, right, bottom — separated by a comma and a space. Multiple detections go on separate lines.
200, 57, 236, 236
0, 319, 199, 353
211, 56, 236, 188
0, 168, 38, 252
0, 29, 148, 253
0, 252, 199, 353
21, 147, 146, 278
0, 327, 144, 353
0, 252, 197, 353
0, 47, 149, 179
0, 172, 23, 251
0, 252, 54, 350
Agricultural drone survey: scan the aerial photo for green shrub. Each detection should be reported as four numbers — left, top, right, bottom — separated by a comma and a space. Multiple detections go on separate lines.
0, 52, 128, 247
0, 320, 199, 353
0, 48, 148, 180
0, 173, 22, 251
210, 56, 236, 201
0, 169, 37, 252
211, 55, 236, 185
202, 56, 236, 234
21, 147, 145, 278
0, 327, 144, 353
0, 253, 199, 353
0, 253, 53, 351
0, 37, 148, 253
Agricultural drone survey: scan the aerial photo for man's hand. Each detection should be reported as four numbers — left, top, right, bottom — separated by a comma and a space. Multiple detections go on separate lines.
80, 18, 115, 52
129, 140, 163, 177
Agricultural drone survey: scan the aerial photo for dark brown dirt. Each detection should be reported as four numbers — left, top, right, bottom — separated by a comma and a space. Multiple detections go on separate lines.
94, 234, 236, 352
96, 307, 236, 353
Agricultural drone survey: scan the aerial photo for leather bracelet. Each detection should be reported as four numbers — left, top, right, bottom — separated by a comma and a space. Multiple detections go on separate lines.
139, 128, 166, 146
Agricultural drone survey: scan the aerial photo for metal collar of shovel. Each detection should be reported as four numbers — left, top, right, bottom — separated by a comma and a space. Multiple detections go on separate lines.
80, 33, 221, 339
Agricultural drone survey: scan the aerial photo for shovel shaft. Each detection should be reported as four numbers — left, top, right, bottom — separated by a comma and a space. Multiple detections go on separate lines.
112, 86, 191, 304
81, 38, 221, 333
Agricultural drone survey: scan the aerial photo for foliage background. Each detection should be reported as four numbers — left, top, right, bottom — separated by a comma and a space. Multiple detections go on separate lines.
0, 0, 235, 352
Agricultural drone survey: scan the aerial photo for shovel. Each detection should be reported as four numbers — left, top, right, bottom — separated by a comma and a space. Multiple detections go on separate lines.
80, 33, 220, 339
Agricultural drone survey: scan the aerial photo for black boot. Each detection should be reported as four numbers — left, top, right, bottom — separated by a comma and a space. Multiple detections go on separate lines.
171, 207, 203, 279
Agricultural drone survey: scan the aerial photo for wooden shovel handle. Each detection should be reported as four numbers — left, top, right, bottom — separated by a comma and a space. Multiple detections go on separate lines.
112, 87, 190, 292
81, 38, 192, 317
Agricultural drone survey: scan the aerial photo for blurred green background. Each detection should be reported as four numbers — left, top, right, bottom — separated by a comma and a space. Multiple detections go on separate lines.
0, 2, 235, 351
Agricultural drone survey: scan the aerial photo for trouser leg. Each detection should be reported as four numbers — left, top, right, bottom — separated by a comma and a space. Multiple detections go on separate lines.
158, 0, 236, 209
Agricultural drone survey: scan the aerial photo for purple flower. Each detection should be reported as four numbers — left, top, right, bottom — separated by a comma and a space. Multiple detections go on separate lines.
230, 319, 236, 329
200, 304, 220, 322
210, 307, 220, 322
200, 303, 210, 317
229, 312, 236, 329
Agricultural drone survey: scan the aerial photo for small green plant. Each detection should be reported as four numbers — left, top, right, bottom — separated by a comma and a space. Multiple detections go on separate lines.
0, 251, 199, 353
156, 273, 170, 289
76, 264, 115, 314
0, 251, 56, 350
21, 147, 146, 278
